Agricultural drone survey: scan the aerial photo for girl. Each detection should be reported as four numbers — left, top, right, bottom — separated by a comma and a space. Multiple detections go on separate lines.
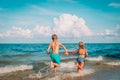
68, 42, 88, 73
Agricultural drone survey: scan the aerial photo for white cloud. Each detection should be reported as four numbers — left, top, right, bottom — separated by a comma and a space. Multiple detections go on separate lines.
97, 25, 120, 37
109, 3, 120, 8
53, 14, 93, 37
0, 14, 93, 38
33, 25, 52, 36
0, 27, 32, 38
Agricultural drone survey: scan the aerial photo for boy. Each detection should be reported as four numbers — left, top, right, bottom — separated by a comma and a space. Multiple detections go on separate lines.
46, 34, 68, 74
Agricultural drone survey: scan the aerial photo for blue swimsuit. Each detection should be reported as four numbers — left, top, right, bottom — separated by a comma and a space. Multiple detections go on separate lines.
77, 54, 85, 63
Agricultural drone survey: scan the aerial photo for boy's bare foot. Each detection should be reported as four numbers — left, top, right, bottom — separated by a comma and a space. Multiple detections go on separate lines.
53, 68, 57, 75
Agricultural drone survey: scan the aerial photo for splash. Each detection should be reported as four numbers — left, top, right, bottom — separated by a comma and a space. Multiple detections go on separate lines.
86, 56, 103, 61
0, 65, 33, 74
48, 68, 95, 80
29, 65, 51, 79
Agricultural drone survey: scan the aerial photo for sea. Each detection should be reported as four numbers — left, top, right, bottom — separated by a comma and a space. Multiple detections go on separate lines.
0, 43, 120, 80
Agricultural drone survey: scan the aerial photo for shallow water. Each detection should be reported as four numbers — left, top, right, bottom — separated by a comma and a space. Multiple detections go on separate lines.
0, 43, 120, 80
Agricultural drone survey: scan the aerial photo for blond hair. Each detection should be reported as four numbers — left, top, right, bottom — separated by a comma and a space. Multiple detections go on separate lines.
79, 41, 84, 49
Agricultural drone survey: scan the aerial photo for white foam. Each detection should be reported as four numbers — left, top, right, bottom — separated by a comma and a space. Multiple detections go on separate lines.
0, 65, 33, 74
48, 68, 95, 80
29, 73, 42, 79
60, 61, 75, 69
86, 56, 103, 61
105, 61, 120, 66
65, 68, 95, 77
48, 76, 60, 80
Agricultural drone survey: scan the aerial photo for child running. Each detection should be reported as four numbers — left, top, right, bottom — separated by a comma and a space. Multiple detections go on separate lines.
68, 42, 88, 74
46, 34, 68, 74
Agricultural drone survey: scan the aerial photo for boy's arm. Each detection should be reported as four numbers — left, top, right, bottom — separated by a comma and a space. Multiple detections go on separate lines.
59, 43, 68, 55
46, 44, 51, 54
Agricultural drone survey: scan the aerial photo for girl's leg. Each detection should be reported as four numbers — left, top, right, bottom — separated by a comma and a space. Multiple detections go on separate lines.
78, 62, 84, 70
78, 68, 81, 74
77, 63, 81, 74
77, 62, 84, 74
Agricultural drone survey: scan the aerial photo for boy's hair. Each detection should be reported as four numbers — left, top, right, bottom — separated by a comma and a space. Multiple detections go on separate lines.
79, 41, 84, 49
52, 34, 57, 40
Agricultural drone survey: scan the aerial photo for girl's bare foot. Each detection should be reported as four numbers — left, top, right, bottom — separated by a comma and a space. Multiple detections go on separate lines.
78, 69, 81, 74
74, 63, 79, 68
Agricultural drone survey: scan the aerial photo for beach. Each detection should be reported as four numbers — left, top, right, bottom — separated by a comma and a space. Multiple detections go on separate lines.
0, 43, 120, 80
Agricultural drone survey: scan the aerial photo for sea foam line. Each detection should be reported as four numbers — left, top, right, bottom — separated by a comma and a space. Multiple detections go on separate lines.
105, 61, 120, 66
0, 65, 33, 74
86, 56, 103, 61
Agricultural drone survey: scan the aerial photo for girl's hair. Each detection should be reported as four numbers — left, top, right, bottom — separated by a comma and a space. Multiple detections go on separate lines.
51, 34, 57, 40
79, 42, 85, 49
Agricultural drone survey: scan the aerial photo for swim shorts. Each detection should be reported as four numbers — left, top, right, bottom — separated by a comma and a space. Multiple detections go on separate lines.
50, 53, 60, 64
77, 58, 85, 63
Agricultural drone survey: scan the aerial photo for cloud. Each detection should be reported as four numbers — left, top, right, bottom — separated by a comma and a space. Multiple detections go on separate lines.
109, 2, 120, 8
0, 27, 32, 38
97, 24, 120, 37
53, 14, 93, 37
0, 14, 93, 39
33, 25, 52, 36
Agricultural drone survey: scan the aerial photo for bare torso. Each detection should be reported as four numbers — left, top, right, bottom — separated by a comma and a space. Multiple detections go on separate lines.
51, 41, 60, 54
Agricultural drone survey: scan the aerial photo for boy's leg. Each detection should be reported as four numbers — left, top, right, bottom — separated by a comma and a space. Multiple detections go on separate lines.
53, 63, 60, 67
53, 66, 57, 74
50, 61, 54, 68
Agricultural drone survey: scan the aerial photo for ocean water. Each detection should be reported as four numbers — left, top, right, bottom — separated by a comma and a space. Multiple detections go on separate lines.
0, 43, 120, 80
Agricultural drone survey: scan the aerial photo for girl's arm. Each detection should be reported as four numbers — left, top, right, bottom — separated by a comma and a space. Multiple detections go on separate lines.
69, 49, 78, 55
85, 49, 88, 58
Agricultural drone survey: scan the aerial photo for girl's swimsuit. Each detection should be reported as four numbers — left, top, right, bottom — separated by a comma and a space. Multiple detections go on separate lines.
77, 54, 85, 63
50, 53, 60, 64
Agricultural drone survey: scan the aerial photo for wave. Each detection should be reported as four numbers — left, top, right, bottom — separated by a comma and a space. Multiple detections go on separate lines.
11, 48, 40, 53
3, 53, 34, 58
105, 61, 120, 66
29, 61, 95, 79
0, 65, 33, 74
106, 53, 120, 59
86, 56, 103, 61
47, 68, 95, 80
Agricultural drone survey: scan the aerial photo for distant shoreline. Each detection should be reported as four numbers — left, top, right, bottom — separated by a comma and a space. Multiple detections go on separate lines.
0, 43, 120, 44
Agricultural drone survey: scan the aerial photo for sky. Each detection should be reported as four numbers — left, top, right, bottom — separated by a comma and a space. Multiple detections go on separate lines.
0, 0, 120, 43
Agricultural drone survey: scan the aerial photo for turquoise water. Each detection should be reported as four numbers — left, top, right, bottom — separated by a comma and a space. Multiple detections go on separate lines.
0, 43, 120, 66
0, 43, 120, 80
